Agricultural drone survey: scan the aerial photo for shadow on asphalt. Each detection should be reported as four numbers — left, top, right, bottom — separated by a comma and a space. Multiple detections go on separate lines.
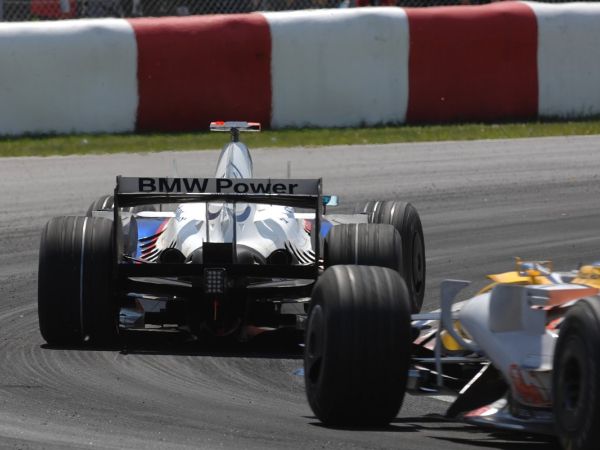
405, 414, 559, 449
308, 414, 559, 448
306, 419, 418, 433
430, 434, 559, 450
41, 327, 304, 360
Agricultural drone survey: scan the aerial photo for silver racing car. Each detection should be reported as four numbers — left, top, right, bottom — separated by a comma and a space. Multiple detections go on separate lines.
38, 121, 425, 346
304, 259, 600, 450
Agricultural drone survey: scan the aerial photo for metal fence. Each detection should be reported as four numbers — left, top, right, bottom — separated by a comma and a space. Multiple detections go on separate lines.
0, 0, 593, 22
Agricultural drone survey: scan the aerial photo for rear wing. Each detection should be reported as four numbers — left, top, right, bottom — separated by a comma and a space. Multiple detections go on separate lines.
115, 176, 321, 209
112, 176, 323, 272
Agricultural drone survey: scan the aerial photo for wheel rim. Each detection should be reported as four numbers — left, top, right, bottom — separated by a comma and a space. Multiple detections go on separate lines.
411, 232, 425, 296
305, 304, 324, 386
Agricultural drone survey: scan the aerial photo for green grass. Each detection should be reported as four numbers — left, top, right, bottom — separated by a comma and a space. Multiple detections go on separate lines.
2, 119, 600, 157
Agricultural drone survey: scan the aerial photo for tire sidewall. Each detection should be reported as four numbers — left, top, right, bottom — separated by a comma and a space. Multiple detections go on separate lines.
304, 265, 412, 425
362, 200, 426, 312
553, 299, 600, 449
402, 206, 425, 312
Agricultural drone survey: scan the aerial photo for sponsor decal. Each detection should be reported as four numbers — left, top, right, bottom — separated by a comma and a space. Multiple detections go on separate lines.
508, 364, 550, 406
119, 177, 319, 195
141, 177, 209, 193
175, 206, 186, 222
139, 177, 299, 194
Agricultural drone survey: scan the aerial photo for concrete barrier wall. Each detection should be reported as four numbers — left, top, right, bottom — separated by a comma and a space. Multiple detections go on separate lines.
405, 2, 538, 123
266, 8, 410, 128
1, 2, 600, 135
528, 2, 600, 119
0, 19, 137, 135
130, 15, 272, 132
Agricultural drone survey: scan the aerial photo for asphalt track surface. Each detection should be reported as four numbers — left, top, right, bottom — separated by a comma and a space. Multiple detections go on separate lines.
3, 135, 600, 449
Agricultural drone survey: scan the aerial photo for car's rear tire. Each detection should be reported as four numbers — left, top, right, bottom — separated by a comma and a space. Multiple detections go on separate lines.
86, 195, 115, 216
325, 223, 402, 272
361, 200, 425, 312
304, 265, 412, 426
38, 216, 119, 347
86, 194, 156, 217
553, 297, 600, 450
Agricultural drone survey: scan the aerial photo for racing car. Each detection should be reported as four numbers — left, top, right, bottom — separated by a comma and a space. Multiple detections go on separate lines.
37, 121, 425, 347
304, 258, 600, 450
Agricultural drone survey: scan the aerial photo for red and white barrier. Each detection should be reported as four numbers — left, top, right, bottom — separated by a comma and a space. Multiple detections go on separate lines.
0, 19, 137, 135
130, 15, 272, 132
1, 2, 600, 136
405, 2, 538, 123
266, 8, 410, 128
527, 2, 600, 119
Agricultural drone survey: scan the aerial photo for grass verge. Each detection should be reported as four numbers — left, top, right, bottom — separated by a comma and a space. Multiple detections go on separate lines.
1, 119, 600, 157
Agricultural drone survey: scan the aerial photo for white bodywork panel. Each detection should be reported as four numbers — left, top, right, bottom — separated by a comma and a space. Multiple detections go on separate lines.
157, 202, 314, 262
152, 139, 315, 262
459, 285, 559, 407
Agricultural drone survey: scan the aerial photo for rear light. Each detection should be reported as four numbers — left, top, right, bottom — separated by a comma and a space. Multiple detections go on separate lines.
204, 268, 226, 294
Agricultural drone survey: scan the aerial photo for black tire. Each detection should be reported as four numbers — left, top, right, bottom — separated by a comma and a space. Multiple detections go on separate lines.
86, 194, 114, 216
38, 216, 119, 347
362, 200, 425, 312
325, 223, 402, 272
553, 297, 600, 450
86, 194, 156, 217
304, 265, 412, 426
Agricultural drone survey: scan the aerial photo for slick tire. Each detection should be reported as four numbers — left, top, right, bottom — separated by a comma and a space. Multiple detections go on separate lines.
305, 265, 412, 426
325, 223, 402, 273
553, 297, 600, 450
38, 216, 119, 347
86, 194, 115, 216
86, 194, 156, 217
361, 200, 425, 312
